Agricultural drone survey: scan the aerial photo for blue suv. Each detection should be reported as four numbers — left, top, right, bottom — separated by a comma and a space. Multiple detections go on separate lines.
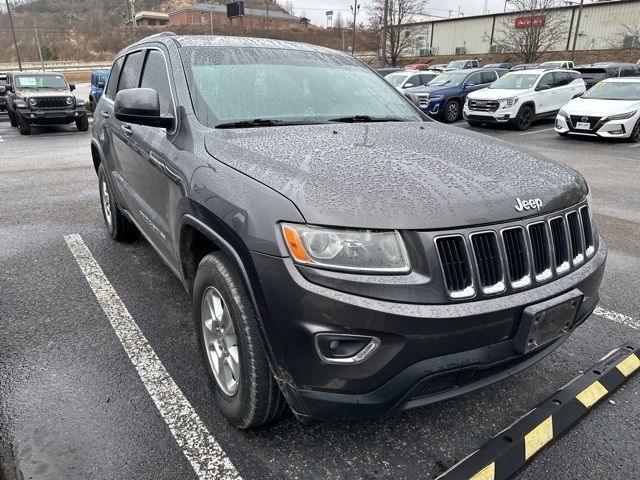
406, 68, 504, 122
89, 70, 109, 112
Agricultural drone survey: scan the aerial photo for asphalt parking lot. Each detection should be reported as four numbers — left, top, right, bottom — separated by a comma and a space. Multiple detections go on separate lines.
0, 111, 638, 479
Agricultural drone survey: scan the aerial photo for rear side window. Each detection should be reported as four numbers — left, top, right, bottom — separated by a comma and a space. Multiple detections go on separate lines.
553, 72, 571, 87
140, 50, 173, 116
105, 56, 124, 99
118, 51, 145, 92
480, 71, 497, 84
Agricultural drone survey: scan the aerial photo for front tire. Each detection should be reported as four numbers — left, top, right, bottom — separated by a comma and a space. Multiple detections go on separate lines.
628, 119, 640, 143
442, 100, 461, 123
9, 110, 18, 127
513, 105, 534, 131
17, 115, 31, 135
97, 163, 137, 241
76, 115, 89, 132
194, 253, 287, 429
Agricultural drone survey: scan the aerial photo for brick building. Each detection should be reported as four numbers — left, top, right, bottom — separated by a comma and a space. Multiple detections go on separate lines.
135, 11, 170, 27
168, 3, 301, 29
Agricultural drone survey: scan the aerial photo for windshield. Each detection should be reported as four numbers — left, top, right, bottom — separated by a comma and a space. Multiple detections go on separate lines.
181, 46, 420, 126
582, 81, 640, 100
446, 60, 465, 68
385, 74, 410, 87
14, 74, 68, 89
427, 72, 468, 87
489, 73, 539, 90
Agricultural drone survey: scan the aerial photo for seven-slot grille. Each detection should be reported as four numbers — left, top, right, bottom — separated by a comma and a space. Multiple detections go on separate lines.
436, 205, 595, 299
30, 96, 70, 109
468, 99, 499, 112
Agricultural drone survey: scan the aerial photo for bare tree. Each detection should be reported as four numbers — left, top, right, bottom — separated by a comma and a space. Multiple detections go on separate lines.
280, 1, 295, 15
605, 22, 640, 48
368, 0, 429, 67
492, 0, 569, 64
334, 11, 344, 30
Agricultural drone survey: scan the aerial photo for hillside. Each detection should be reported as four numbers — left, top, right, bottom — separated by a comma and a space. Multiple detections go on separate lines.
0, 0, 377, 63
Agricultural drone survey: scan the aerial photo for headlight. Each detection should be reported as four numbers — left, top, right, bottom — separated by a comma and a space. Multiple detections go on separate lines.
28, 98, 37, 107
14, 99, 27, 108
607, 110, 637, 121
430, 94, 444, 101
281, 223, 411, 273
500, 97, 519, 109
66, 97, 74, 106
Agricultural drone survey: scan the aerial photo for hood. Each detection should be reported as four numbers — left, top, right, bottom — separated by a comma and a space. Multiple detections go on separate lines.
406, 85, 459, 95
16, 88, 71, 98
563, 97, 640, 116
467, 88, 522, 100
204, 122, 587, 230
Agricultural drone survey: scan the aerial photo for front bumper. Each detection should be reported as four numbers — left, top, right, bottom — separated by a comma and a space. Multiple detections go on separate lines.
419, 99, 445, 117
16, 106, 86, 124
463, 105, 516, 124
555, 113, 639, 139
252, 238, 607, 421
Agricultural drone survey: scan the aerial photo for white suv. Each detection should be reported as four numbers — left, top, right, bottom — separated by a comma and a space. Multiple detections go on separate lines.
463, 69, 586, 130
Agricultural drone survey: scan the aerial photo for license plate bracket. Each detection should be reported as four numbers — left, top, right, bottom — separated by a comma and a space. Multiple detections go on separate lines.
514, 290, 583, 354
576, 122, 591, 130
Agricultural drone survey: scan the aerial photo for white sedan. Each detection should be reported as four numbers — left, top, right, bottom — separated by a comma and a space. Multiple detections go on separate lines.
555, 78, 640, 142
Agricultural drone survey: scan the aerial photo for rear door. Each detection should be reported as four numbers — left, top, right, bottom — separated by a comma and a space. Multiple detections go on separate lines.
553, 72, 580, 108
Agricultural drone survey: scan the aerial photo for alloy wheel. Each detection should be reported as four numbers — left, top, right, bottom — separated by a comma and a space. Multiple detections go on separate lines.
101, 178, 113, 228
201, 286, 240, 396
446, 102, 460, 122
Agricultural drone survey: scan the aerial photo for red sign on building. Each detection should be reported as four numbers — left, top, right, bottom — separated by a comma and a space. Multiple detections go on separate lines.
515, 15, 545, 28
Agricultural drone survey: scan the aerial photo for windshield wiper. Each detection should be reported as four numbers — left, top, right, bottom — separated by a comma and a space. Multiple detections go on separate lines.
328, 115, 409, 123
215, 118, 326, 129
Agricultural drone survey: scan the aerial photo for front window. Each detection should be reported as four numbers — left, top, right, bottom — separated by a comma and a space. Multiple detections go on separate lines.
582, 81, 640, 101
446, 60, 465, 69
427, 72, 469, 87
385, 73, 410, 87
14, 74, 68, 89
181, 46, 421, 126
489, 73, 539, 90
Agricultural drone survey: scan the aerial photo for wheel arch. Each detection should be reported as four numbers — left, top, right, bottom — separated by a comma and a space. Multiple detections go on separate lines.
520, 100, 536, 114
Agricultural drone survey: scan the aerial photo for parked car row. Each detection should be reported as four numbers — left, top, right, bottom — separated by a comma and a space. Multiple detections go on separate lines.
0, 71, 88, 135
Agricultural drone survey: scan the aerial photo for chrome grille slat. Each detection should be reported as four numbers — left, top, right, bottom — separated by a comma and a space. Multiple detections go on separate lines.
436, 205, 595, 299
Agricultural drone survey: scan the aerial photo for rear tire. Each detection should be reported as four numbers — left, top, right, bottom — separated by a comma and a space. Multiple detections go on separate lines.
9, 110, 17, 127
98, 162, 137, 241
76, 115, 89, 132
442, 100, 461, 123
194, 252, 288, 429
513, 105, 534, 131
17, 115, 31, 135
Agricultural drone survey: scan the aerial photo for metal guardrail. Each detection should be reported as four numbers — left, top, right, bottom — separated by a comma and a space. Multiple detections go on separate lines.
0, 62, 112, 72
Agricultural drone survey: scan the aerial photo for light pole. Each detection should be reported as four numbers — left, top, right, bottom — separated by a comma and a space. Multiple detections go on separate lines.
381, 0, 389, 67
571, 0, 585, 61
350, 1, 360, 55
4, 0, 22, 71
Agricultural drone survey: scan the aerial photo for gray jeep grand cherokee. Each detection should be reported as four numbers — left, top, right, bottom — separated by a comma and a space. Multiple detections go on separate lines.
91, 33, 606, 428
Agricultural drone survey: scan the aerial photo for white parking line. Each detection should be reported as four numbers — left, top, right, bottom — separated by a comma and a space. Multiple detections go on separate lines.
519, 128, 556, 136
64, 234, 241, 480
628, 143, 640, 148
594, 306, 639, 331
0, 134, 4, 142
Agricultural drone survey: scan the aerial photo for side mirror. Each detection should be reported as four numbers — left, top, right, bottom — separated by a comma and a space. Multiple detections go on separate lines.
69, 83, 76, 91
403, 83, 414, 88
97, 81, 105, 89
537, 84, 551, 91
114, 88, 174, 129
0, 86, 5, 95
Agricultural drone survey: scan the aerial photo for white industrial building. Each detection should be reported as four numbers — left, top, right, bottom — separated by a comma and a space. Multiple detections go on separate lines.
406, 0, 640, 57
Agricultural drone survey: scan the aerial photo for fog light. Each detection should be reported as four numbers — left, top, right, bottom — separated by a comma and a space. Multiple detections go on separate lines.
609, 125, 625, 135
503, 114, 510, 120
315, 333, 381, 364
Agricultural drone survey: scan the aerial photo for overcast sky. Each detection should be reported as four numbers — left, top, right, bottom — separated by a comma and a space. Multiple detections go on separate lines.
289, 0, 509, 25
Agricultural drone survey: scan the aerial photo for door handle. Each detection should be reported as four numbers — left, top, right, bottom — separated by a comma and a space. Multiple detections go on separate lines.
100, 111, 109, 118
121, 124, 132, 135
